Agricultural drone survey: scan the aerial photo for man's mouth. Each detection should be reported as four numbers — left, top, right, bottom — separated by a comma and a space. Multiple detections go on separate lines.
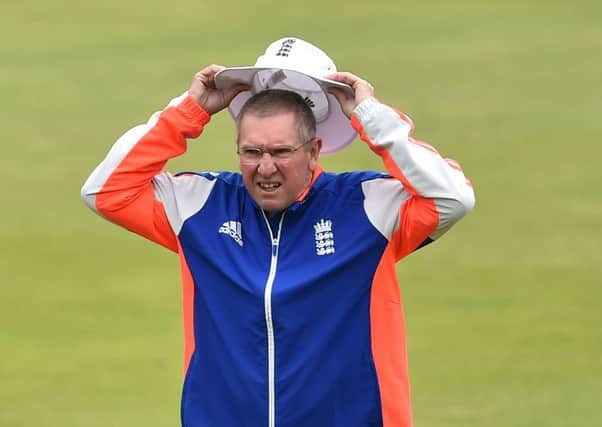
258, 182, 281, 191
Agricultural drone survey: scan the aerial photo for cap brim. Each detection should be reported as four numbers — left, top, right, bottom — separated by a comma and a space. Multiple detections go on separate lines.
216, 66, 354, 96
215, 67, 356, 154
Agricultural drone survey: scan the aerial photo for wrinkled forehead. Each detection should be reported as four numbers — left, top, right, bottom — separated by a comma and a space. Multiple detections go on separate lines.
237, 111, 300, 145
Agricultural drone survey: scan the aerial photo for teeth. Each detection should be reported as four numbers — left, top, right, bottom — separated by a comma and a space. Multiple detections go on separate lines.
260, 183, 279, 189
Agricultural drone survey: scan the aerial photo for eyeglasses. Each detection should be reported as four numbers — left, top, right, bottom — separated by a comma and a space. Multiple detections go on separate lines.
237, 139, 314, 164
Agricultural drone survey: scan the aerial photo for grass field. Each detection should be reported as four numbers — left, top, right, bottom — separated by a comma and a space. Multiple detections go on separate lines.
1, 0, 601, 426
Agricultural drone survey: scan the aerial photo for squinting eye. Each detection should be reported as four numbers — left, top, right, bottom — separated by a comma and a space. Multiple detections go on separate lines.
242, 148, 262, 158
272, 148, 295, 158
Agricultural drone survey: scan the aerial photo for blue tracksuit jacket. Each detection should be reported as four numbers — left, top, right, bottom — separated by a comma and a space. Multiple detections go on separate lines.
81, 94, 475, 427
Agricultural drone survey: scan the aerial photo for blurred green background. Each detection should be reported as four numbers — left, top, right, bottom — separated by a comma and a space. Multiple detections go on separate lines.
2, 0, 600, 426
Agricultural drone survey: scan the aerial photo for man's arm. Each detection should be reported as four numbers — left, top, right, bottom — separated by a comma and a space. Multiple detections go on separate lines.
81, 94, 211, 251
328, 72, 475, 260
351, 97, 475, 260
81, 65, 248, 252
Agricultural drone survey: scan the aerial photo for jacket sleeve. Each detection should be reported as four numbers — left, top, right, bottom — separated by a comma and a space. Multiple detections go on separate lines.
80, 93, 212, 252
352, 97, 475, 261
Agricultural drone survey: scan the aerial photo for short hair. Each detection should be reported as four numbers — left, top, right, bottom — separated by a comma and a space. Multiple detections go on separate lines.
236, 89, 316, 147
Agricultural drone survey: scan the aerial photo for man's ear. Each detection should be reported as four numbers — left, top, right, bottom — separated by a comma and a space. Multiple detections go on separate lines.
308, 138, 322, 170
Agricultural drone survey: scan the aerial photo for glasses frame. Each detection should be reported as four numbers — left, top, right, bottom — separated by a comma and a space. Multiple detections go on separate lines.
237, 138, 315, 165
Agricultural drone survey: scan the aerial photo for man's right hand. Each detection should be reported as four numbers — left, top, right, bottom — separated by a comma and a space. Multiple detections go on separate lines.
188, 64, 248, 115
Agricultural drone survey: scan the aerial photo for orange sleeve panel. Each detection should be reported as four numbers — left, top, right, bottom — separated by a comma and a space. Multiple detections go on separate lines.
393, 196, 438, 261
351, 115, 419, 197
351, 114, 439, 260
178, 241, 196, 376
370, 244, 414, 427
94, 96, 211, 252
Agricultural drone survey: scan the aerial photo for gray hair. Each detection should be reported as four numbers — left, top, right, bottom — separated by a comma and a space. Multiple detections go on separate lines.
236, 89, 316, 147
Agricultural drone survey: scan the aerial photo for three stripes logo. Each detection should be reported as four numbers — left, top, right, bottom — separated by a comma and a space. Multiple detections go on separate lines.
219, 220, 243, 247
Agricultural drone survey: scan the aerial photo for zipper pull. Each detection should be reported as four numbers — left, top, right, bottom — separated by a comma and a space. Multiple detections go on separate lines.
271, 238, 278, 256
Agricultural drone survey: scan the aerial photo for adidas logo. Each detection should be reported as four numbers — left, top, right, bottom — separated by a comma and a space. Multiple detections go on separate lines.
219, 220, 243, 247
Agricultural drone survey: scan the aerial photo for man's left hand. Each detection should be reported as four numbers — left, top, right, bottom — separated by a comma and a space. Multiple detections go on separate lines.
325, 72, 375, 118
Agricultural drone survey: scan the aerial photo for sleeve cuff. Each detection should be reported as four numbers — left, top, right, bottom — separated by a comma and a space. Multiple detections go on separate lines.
177, 95, 212, 127
352, 97, 381, 123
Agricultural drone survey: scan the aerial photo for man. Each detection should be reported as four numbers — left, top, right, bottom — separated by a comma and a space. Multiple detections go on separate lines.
82, 38, 474, 427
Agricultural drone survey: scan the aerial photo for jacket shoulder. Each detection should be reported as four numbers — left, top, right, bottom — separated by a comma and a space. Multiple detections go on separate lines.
175, 171, 244, 187
317, 171, 391, 195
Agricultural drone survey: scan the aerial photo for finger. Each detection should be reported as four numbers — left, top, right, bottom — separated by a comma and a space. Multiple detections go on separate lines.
324, 71, 361, 86
198, 64, 226, 88
327, 87, 353, 118
224, 83, 250, 105
351, 78, 373, 93
327, 86, 344, 105
328, 86, 351, 103
200, 64, 225, 75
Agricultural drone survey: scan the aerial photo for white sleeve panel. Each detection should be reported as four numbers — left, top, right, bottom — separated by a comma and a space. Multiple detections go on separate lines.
362, 178, 410, 240
431, 198, 468, 240
354, 98, 474, 202
152, 173, 217, 235
353, 97, 475, 238
80, 92, 189, 212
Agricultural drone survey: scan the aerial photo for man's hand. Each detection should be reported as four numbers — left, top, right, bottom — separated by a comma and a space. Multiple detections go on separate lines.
325, 72, 376, 118
188, 64, 248, 115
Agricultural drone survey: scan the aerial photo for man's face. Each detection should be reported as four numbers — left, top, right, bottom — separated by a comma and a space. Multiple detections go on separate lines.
238, 112, 321, 214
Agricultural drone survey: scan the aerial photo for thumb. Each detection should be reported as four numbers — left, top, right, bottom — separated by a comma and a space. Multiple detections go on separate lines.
224, 83, 250, 106
328, 87, 354, 118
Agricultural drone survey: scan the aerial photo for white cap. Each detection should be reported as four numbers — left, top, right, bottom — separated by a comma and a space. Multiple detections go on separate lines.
214, 37, 356, 154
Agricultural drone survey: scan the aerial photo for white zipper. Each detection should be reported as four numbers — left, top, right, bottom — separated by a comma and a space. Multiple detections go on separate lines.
262, 211, 285, 427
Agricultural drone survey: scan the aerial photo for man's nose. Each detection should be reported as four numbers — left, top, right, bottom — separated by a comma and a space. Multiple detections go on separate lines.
257, 153, 277, 176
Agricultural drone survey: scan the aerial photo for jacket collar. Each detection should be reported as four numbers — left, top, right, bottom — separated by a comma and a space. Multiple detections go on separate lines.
295, 164, 323, 202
